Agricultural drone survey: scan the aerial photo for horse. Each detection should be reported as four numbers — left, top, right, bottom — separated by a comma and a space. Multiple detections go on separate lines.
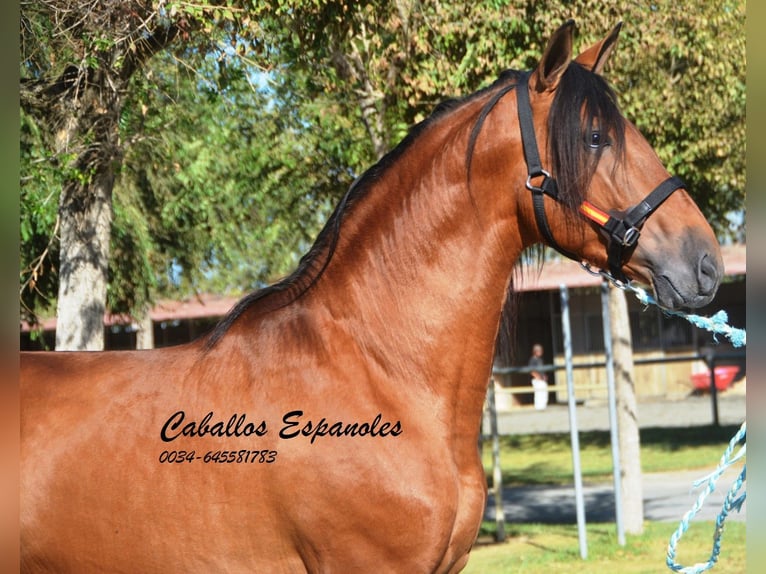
20, 20, 723, 573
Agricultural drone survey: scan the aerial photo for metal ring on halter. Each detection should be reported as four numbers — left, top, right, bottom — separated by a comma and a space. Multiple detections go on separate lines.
525, 170, 551, 192
580, 261, 602, 276
579, 261, 629, 290
621, 226, 641, 247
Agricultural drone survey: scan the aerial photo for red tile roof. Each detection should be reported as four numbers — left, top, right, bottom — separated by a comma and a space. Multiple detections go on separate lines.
514, 242, 745, 292
21, 243, 745, 331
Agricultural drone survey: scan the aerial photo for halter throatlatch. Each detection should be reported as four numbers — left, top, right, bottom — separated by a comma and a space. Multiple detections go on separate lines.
515, 71, 684, 283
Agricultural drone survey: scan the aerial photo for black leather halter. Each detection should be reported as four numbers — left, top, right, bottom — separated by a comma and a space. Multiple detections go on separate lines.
514, 71, 683, 282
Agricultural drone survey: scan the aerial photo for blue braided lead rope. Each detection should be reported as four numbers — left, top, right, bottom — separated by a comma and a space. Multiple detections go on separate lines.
576, 267, 748, 572
625, 284, 746, 348
579, 263, 746, 348
665, 422, 747, 573
616, 277, 747, 571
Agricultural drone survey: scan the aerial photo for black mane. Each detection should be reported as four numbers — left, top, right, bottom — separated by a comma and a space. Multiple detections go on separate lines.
204, 63, 625, 348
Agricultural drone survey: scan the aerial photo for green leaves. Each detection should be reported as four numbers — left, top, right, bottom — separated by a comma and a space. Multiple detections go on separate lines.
112, 50, 350, 301
602, 1, 745, 237
20, 0, 745, 329
20, 110, 62, 324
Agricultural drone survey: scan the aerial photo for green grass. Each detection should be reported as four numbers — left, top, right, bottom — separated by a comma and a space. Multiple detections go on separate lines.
470, 425, 747, 571
481, 424, 742, 486
464, 521, 746, 573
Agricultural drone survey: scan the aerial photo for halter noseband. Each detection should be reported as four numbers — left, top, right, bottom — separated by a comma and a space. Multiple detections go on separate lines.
515, 71, 683, 283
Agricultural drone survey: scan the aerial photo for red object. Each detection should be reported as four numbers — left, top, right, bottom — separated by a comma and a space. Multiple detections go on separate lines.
691, 366, 739, 391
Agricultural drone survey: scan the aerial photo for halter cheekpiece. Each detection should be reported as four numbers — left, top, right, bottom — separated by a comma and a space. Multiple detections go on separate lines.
514, 71, 683, 283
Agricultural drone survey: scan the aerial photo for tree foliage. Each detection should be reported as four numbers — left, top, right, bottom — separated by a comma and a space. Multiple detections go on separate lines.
19, 0, 269, 337
267, 0, 744, 232
531, 0, 746, 237
20, 0, 746, 337
112, 52, 354, 306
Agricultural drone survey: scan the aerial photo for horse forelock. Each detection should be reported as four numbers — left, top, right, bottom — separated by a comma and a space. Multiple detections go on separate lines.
548, 62, 626, 214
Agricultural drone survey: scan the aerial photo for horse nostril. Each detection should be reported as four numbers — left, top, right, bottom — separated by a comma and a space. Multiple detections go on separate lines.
697, 253, 721, 296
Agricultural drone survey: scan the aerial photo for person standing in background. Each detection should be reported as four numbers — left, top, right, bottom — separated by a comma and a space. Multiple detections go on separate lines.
528, 343, 546, 383
528, 343, 549, 410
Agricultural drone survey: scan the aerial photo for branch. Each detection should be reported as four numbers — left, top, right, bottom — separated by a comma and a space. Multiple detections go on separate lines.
19, 214, 60, 318
120, 22, 182, 81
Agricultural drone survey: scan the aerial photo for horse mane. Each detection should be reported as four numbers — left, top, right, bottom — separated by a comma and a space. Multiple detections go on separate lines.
205, 62, 625, 349
204, 73, 520, 349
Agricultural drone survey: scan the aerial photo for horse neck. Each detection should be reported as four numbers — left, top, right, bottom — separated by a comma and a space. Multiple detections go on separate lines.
298, 92, 530, 418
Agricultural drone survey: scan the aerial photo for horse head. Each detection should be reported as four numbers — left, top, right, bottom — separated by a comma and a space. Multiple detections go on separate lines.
520, 20, 723, 310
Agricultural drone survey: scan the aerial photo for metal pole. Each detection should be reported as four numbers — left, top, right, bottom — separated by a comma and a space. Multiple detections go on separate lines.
486, 381, 506, 542
560, 285, 587, 559
706, 350, 720, 426
601, 280, 625, 546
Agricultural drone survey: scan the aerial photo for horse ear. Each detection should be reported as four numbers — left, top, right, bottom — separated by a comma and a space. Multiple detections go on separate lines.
531, 19, 575, 93
574, 22, 623, 74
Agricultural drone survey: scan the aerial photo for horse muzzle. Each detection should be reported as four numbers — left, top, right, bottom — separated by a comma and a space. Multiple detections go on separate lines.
649, 245, 723, 310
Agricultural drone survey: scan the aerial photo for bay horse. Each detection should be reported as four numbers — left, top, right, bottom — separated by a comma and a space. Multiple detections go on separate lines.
21, 21, 723, 573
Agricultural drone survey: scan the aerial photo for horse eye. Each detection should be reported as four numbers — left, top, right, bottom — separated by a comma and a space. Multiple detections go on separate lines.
589, 131, 602, 148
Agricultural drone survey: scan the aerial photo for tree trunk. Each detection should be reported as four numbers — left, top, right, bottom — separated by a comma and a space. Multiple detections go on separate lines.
609, 285, 644, 534
135, 307, 155, 350
55, 166, 114, 350
21, 13, 182, 350
47, 66, 122, 351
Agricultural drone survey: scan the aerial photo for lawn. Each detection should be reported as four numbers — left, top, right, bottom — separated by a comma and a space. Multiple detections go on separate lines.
463, 521, 747, 573
480, 424, 743, 486
470, 424, 747, 572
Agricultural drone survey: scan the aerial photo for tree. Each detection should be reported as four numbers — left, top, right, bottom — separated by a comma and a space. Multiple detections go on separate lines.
515, 0, 745, 238
20, 1, 745, 348
114, 51, 361, 296
20, 1, 379, 346
609, 284, 643, 534
20, 0, 265, 349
